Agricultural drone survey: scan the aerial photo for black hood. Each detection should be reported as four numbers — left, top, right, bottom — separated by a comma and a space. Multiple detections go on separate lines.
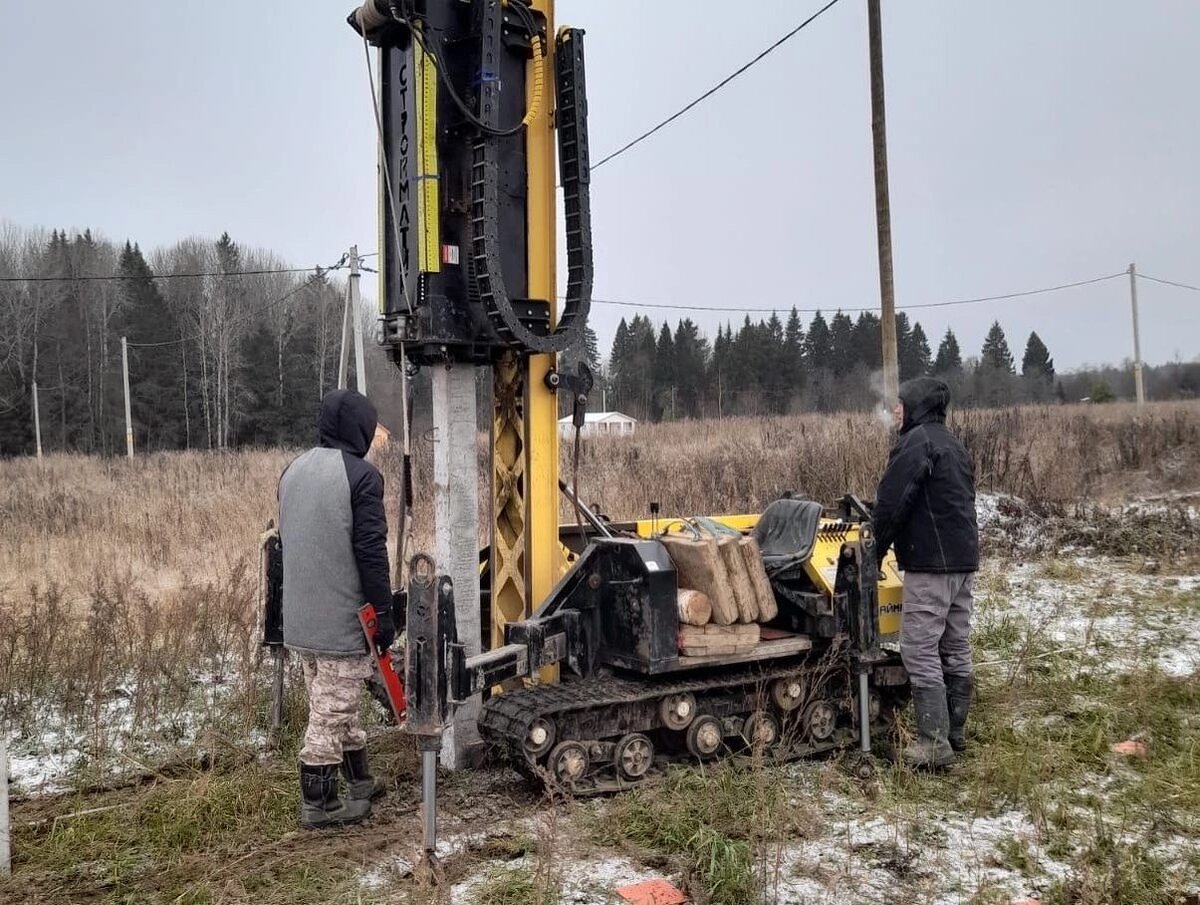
317, 389, 378, 458
899, 376, 950, 433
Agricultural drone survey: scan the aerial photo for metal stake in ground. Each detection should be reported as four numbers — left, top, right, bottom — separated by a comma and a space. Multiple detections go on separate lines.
32, 381, 42, 460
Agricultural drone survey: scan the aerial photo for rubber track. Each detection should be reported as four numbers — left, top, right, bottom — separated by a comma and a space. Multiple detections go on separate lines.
478, 656, 901, 795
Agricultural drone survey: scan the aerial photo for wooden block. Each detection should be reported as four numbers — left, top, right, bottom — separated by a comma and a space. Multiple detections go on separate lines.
716, 535, 758, 624
677, 588, 712, 627
679, 622, 760, 656
739, 536, 778, 622
660, 534, 738, 626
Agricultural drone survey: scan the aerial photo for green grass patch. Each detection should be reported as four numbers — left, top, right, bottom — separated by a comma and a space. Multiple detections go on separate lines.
590, 762, 814, 905
468, 863, 560, 905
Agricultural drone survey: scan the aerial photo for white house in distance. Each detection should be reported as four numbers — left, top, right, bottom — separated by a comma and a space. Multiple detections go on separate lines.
557, 411, 637, 438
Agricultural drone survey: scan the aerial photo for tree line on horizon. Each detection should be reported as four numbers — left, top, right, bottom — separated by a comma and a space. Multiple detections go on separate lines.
586, 307, 1200, 422
2, 222, 1197, 456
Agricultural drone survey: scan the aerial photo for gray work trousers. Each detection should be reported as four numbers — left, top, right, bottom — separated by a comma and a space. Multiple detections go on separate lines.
900, 572, 974, 689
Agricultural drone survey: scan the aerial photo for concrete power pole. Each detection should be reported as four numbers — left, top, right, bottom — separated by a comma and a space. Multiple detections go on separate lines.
121, 336, 134, 459
868, 0, 899, 404
1128, 263, 1146, 406
32, 381, 43, 459
0, 732, 9, 876
338, 246, 368, 394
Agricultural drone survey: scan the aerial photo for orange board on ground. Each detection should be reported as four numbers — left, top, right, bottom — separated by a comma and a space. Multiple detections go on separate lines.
615, 879, 688, 905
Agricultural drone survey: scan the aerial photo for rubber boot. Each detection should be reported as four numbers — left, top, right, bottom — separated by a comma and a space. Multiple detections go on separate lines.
945, 674, 972, 754
341, 747, 387, 801
903, 686, 956, 769
299, 763, 371, 829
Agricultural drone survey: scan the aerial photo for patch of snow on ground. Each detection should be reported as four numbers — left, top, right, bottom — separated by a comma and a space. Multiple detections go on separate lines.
774, 793, 1070, 905
981, 558, 1200, 677
5, 669, 243, 795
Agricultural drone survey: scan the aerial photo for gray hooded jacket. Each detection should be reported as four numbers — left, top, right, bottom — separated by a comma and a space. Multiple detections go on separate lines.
279, 390, 392, 656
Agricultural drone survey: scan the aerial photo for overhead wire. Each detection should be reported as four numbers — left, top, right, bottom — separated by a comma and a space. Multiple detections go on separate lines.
0, 264, 336, 284
1137, 273, 1200, 292
591, 0, 844, 171
125, 261, 345, 349
571, 271, 1130, 316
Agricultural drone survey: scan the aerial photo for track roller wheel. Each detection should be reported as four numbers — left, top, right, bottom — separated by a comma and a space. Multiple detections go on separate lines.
741, 711, 781, 752
802, 700, 837, 742
523, 717, 556, 759
548, 741, 590, 786
614, 733, 654, 781
686, 715, 724, 760
659, 693, 697, 731
770, 677, 806, 712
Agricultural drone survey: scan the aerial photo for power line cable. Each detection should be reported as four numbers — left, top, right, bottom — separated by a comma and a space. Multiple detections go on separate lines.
0, 264, 337, 284
575, 271, 1128, 316
125, 262, 345, 349
591, 0, 843, 171
1137, 273, 1200, 292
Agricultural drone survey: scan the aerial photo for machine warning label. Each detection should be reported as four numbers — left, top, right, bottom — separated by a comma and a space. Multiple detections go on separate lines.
441, 244, 460, 265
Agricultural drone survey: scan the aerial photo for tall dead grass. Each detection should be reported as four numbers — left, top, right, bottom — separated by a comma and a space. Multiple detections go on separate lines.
0, 401, 1197, 783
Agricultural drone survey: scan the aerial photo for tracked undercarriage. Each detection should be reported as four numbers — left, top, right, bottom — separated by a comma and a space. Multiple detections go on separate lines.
479, 651, 910, 794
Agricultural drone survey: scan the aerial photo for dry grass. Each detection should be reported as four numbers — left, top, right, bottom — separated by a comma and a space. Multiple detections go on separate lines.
1, 401, 1198, 902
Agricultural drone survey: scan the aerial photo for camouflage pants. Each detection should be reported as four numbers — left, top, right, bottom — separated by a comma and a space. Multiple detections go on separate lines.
298, 654, 374, 766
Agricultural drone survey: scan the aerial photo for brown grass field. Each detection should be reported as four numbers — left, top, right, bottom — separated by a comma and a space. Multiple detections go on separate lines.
1, 401, 1199, 904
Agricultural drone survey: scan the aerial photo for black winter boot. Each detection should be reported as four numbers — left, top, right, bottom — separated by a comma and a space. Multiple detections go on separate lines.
341, 747, 387, 801
299, 763, 371, 829
903, 686, 956, 769
945, 674, 972, 753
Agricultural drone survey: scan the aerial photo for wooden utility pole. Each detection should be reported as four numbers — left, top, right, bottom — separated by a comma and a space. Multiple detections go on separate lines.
32, 381, 43, 459
1128, 263, 1146, 406
337, 246, 368, 394
121, 336, 134, 459
868, 0, 899, 403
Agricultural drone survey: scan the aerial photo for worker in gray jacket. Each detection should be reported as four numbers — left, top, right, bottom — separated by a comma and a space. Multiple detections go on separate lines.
279, 389, 396, 828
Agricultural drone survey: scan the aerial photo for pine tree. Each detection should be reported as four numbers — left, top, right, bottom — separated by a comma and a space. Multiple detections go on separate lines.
116, 242, 184, 450
980, 321, 1016, 374
783, 307, 805, 393
672, 318, 709, 419
851, 312, 882, 371
763, 311, 789, 413
608, 318, 631, 412
933, 328, 962, 375
829, 311, 855, 376
654, 322, 675, 420
900, 321, 932, 381
1021, 331, 1054, 380
804, 311, 832, 373
1021, 331, 1055, 403
976, 321, 1017, 405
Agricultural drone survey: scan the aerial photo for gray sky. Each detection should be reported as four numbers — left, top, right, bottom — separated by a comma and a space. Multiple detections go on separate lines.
2, 1, 1197, 369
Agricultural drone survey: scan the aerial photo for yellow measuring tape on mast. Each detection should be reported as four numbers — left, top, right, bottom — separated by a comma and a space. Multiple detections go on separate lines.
415, 32, 441, 274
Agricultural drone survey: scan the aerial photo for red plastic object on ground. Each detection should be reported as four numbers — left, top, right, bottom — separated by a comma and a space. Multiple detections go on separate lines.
358, 603, 407, 722
615, 879, 689, 905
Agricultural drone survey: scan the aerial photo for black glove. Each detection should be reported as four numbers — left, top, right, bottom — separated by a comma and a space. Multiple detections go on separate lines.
391, 589, 407, 633
373, 608, 397, 653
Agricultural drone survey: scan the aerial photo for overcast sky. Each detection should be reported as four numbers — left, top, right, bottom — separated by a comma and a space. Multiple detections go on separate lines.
2, 1, 1197, 370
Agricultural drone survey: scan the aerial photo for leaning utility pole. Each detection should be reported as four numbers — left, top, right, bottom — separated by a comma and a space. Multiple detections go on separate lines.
337, 245, 368, 394
867, 0, 899, 403
121, 336, 134, 459
1127, 263, 1146, 406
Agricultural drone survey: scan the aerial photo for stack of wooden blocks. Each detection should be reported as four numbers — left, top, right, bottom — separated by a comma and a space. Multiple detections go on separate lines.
660, 529, 779, 657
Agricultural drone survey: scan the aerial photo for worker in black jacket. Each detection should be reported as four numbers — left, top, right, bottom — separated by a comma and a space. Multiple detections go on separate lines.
872, 376, 978, 768
279, 389, 396, 828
